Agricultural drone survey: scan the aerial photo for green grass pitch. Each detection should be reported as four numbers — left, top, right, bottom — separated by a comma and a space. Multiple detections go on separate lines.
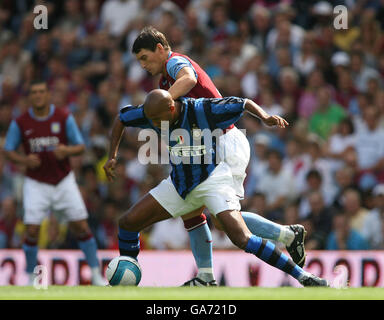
0, 286, 383, 300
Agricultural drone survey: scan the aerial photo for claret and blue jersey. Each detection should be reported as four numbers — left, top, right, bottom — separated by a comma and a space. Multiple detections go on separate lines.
4, 104, 84, 185
119, 96, 246, 199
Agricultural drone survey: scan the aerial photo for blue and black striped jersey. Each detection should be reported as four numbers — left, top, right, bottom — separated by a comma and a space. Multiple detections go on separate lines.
119, 96, 246, 198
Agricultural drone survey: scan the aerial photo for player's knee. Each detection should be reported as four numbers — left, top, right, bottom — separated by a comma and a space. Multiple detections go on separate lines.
228, 232, 250, 250
118, 212, 140, 232
69, 220, 91, 238
25, 225, 40, 242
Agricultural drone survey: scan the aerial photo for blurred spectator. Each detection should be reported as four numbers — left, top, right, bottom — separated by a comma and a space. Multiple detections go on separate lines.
101, 0, 140, 37
282, 203, 299, 226
295, 137, 337, 203
249, 4, 271, 53
332, 166, 359, 210
334, 66, 358, 110
369, 184, 384, 249
301, 191, 334, 250
245, 134, 270, 196
297, 169, 334, 219
324, 116, 356, 171
326, 211, 370, 250
342, 188, 382, 249
293, 31, 317, 77
243, 192, 268, 219
282, 137, 307, 186
297, 69, 327, 119
265, 6, 304, 53
96, 199, 120, 249
240, 52, 264, 100
277, 67, 302, 106
254, 149, 297, 221
149, 217, 189, 250
208, 1, 237, 45
353, 105, 384, 190
308, 86, 346, 141
78, 0, 103, 40
0, 39, 31, 86
350, 50, 381, 93
0, 197, 22, 248
0, 151, 14, 201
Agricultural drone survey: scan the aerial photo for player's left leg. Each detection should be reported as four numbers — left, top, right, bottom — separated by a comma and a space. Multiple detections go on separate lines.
216, 210, 328, 287
68, 219, 105, 286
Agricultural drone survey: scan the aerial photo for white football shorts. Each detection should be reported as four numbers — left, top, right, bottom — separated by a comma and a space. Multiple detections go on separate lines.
217, 126, 250, 199
22, 171, 88, 225
149, 161, 241, 217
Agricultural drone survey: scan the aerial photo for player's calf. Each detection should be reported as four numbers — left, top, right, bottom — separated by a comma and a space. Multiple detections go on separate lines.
118, 193, 172, 258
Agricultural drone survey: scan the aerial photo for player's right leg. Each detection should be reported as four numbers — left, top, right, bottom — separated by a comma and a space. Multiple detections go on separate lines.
22, 177, 52, 285
218, 128, 306, 266
118, 192, 173, 259
215, 210, 328, 287
23, 224, 40, 285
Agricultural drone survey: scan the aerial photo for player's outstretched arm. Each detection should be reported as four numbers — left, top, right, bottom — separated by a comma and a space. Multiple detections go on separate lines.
244, 98, 289, 128
103, 115, 125, 181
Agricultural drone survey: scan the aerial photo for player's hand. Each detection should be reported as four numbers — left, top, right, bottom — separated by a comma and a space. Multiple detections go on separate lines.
53, 144, 69, 160
263, 115, 289, 128
103, 158, 117, 182
25, 154, 41, 169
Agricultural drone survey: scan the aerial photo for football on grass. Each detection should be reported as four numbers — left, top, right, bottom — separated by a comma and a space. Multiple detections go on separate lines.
106, 256, 142, 286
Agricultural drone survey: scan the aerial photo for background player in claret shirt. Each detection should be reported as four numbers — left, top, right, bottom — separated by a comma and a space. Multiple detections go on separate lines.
119, 27, 306, 286
3, 80, 105, 286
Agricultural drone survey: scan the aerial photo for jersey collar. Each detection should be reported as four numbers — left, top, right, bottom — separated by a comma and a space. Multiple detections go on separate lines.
29, 104, 55, 121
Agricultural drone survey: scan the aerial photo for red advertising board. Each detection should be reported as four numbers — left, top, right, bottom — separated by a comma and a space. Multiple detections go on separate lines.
0, 249, 383, 287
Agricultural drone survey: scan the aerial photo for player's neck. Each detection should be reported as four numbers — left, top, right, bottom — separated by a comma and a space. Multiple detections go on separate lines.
32, 104, 51, 118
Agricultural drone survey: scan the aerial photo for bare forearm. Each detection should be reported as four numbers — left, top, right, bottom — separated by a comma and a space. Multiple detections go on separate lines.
65, 144, 85, 156
108, 115, 125, 159
4, 150, 28, 165
168, 75, 197, 99
244, 99, 269, 121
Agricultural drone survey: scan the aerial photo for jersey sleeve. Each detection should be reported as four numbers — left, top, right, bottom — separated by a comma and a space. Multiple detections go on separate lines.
166, 56, 198, 80
66, 114, 85, 145
3, 120, 22, 151
119, 104, 152, 128
203, 96, 246, 130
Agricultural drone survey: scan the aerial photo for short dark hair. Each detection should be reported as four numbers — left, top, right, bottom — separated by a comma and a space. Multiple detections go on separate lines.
306, 169, 322, 181
29, 79, 48, 91
267, 148, 283, 160
132, 26, 170, 54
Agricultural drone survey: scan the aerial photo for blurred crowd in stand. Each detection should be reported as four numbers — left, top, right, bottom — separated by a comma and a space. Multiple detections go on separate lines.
1, 0, 384, 252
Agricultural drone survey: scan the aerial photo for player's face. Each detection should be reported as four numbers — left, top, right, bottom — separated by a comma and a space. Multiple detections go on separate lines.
147, 108, 173, 129
30, 83, 49, 109
135, 47, 164, 76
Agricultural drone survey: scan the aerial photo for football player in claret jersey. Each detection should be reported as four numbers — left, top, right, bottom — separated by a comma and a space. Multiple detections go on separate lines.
126, 26, 307, 286
4, 80, 105, 285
